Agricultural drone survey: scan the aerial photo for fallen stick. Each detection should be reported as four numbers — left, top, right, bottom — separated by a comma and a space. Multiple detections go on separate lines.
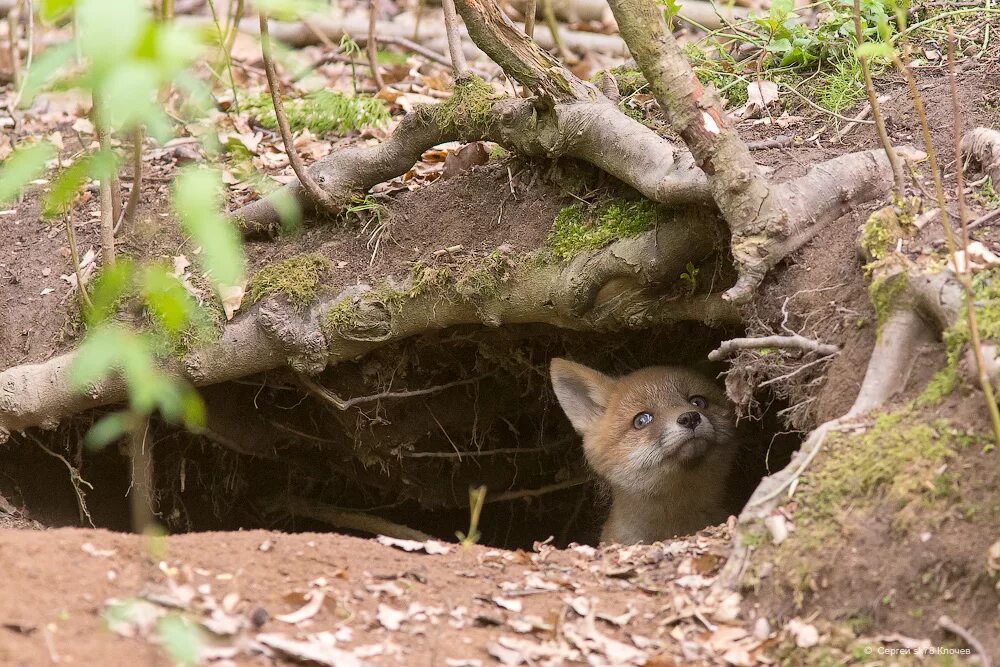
708, 335, 840, 361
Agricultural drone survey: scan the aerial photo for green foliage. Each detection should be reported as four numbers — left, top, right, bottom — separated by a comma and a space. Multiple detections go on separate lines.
244, 90, 390, 136
173, 167, 245, 289
0, 143, 55, 205
246, 254, 331, 310
815, 59, 866, 114
34, 0, 242, 455
546, 199, 660, 261
752, 0, 895, 68
680, 261, 699, 292
156, 614, 203, 667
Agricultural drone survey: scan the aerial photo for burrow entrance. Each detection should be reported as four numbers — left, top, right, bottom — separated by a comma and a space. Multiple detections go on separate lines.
2, 323, 803, 548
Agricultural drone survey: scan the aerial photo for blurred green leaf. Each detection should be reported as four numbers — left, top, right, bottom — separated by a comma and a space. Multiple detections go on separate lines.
156, 614, 202, 667
140, 266, 198, 334
173, 167, 245, 288
44, 149, 117, 217
0, 143, 54, 205
40, 0, 75, 22
98, 62, 159, 132
857, 42, 895, 60
76, 0, 146, 71
17, 42, 74, 106
256, 0, 326, 21
85, 411, 132, 450
86, 259, 136, 326
69, 324, 132, 389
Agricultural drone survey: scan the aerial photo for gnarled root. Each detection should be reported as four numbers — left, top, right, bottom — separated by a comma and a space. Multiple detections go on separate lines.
960, 126, 1000, 187
0, 222, 740, 442
716, 257, 973, 591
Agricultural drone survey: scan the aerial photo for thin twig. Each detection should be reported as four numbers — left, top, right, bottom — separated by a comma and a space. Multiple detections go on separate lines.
853, 0, 902, 198
402, 446, 548, 459
366, 0, 386, 91
708, 335, 839, 361
746, 136, 794, 151
277, 495, 433, 541
967, 207, 1000, 230
65, 214, 93, 310
128, 417, 156, 534
27, 432, 95, 528
542, 0, 575, 63
948, 27, 1000, 451
11, 0, 32, 109
486, 477, 589, 503
259, 13, 337, 212
524, 0, 537, 38
937, 615, 991, 667
297, 372, 483, 411
114, 127, 143, 234
440, 0, 468, 78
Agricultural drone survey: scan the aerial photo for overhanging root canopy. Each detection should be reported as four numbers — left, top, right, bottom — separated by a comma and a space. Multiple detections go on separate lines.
0, 222, 740, 440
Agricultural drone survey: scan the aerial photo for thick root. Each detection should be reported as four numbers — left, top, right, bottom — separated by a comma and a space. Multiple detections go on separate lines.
0, 224, 740, 441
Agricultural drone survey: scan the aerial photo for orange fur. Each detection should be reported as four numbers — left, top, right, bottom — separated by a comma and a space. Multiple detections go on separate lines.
550, 359, 738, 544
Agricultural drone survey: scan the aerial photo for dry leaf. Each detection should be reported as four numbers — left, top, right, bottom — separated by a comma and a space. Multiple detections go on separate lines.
275, 590, 325, 624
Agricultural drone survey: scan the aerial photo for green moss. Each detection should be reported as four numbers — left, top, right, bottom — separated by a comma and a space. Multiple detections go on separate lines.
431, 75, 500, 134
916, 366, 960, 407
244, 90, 390, 136
455, 249, 516, 300
488, 145, 509, 162
602, 65, 647, 98
323, 298, 357, 332
747, 405, 983, 600
246, 254, 331, 310
868, 271, 909, 334
546, 199, 660, 261
860, 199, 920, 261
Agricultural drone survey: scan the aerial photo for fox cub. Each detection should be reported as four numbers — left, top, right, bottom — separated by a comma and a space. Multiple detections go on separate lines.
550, 359, 738, 544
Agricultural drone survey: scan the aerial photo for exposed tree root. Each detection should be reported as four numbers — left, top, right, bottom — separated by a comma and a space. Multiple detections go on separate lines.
960, 126, 1000, 187
270, 495, 434, 541
717, 257, 975, 591
0, 222, 739, 441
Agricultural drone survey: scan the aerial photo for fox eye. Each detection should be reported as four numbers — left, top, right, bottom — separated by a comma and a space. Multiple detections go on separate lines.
632, 412, 654, 429
690, 395, 708, 409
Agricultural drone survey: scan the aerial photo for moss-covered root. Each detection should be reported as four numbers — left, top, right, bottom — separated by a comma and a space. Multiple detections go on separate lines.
246, 254, 332, 310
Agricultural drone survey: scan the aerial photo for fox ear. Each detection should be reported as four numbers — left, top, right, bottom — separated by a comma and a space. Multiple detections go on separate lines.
550, 358, 616, 435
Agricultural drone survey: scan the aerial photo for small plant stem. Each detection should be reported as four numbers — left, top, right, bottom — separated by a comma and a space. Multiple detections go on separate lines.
440, 0, 468, 78
367, 0, 386, 90
224, 0, 244, 53
116, 127, 143, 232
892, 55, 959, 258
259, 13, 337, 213
6, 1, 19, 92
160, 0, 174, 22
65, 213, 93, 311
207, 0, 240, 113
542, 0, 574, 63
10, 0, 33, 109
93, 95, 117, 267
524, 0, 538, 38
128, 417, 156, 534
413, 0, 425, 41
947, 28, 1000, 451
852, 0, 902, 199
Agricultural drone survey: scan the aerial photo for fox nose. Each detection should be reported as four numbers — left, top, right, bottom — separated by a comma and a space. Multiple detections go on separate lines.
677, 411, 702, 430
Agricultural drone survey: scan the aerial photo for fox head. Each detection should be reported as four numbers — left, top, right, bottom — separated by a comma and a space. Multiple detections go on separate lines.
549, 358, 738, 497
